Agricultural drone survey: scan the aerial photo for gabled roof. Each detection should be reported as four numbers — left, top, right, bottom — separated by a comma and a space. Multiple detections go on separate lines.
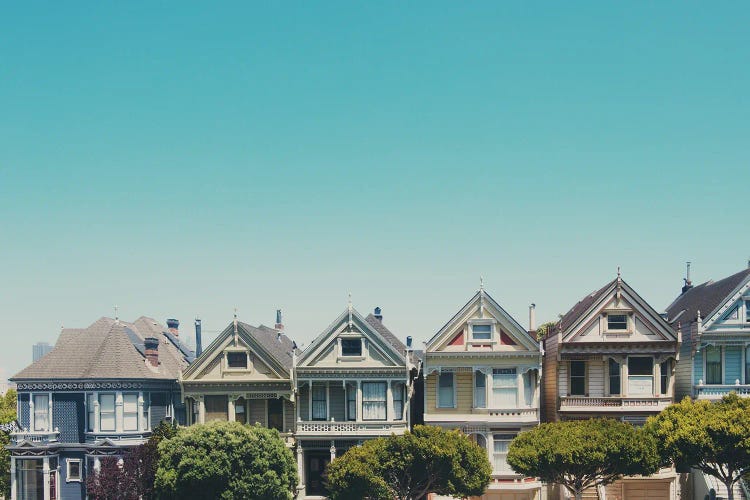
365, 314, 406, 352
556, 279, 616, 335
665, 268, 750, 326
12, 316, 191, 381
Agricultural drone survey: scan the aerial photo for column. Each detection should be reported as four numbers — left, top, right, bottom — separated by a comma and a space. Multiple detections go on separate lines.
516, 370, 523, 408
94, 398, 100, 433
330, 440, 336, 462
356, 381, 362, 422
198, 396, 206, 424
296, 445, 305, 498
137, 393, 145, 432
115, 393, 124, 433
43, 456, 51, 500
653, 361, 661, 396
621, 361, 629, 397
386, 382, 394, 421
228, 396, 236, 422
10, 457, 16, 500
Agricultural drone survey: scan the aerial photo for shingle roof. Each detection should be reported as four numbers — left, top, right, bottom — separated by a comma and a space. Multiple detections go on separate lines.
556, 279, 616, 334
12, 316, 191, 381
665, 268, 750, 325
365, 314, 406, 353
239, 322, 298, 372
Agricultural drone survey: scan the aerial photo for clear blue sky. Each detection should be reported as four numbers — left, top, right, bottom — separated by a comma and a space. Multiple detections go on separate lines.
2, 2, 749, 381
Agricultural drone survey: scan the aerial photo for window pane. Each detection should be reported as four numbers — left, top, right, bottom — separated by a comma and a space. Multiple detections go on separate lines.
628, 357, 653, 376
341, 339, 362, 356
609, 359, 620, 395
123, 394, 138, 413
607, 314, 628, 330
661, 361, 669, 394
492, 370, 517, 407
312, 384, 327, 420
362, 382, 386, 420
570, 361, 586, 377
227, 352, 247, 368
438, 373, 454, 407
99, 394, 115, 413
472, 324, 492, 340
493, 434, 515, 474
346, 385, 357, 421
746, 301, 750, 323
570, 361, 586, 396
87, 394, 95, 432
68, 460, 81, 480
100, 413, 115, 432
705, 346, 722, 384
204, 395, 228, 422
33, 395, 49, 431
474, 371, 486, 408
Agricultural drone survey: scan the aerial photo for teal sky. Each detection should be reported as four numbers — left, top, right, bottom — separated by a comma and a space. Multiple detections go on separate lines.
2, 2, 749, 381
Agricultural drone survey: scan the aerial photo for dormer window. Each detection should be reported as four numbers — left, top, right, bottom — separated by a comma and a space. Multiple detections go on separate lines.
607, 314, 628, 331
341, 338, 363, 357
227, 352, 248, 369
471, 324, 492, 341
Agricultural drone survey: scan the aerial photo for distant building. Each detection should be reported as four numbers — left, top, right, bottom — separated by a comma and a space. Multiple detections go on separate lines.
32, 342, 53, 362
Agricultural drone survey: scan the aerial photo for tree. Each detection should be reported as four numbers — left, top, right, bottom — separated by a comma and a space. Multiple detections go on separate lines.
536, 321, 557, 340
327, 425, 491, 500
154, 421, 298, 500
0, 389, 17, 499
507, 418, 660, 500
645, 393, 750, 500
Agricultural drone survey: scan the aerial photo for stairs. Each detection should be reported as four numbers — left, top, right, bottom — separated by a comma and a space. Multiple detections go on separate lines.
703, 473, 747, 500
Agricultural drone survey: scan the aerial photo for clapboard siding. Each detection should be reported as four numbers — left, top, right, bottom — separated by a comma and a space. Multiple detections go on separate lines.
329, 384, 346, 422
299, 384, 310, 420
249, 399, 266, 426
694, 349, 704, 385
542, 333, 559, 422
675, 322, 695, 400
558, 363, 568, 398
283, 399, 295, 433
425, 372, 473, 413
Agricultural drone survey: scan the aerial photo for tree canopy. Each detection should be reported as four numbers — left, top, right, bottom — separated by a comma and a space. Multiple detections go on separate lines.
0, 389, 17, 499
326, 425, 491, 500
507, 418, 660, 500
154, 421, 298, 500
646, 393, 750, 500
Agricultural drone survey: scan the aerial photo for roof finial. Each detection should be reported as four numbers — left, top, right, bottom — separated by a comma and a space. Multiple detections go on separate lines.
348, 292, 353, 329
233, 308, 239, 345
480, 275, 484, 292
617, 266, 621, 280
114, 305, 119, 324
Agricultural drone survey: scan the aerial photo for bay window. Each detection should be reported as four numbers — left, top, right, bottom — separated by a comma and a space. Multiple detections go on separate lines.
86, 393, 95, 432
437, 372, 454, 408
628, 357, 654, 395
569, 361, 586, 396
123, 393, 139, 431
142, 393, 150, 430
705, 345, 722, 384
609, 359, 621, 396
362, 382, 387, 420
661, 361, 670, 394
204, 395, 228, 422
99, 394, 116, 432
33, 394, 50, 431
474, 371, 486, 408
312, 384, 327, 420
492, 368, 517, 407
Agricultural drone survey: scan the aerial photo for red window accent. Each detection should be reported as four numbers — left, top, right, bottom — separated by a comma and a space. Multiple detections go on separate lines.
448, 331, 464, 346
500, 331, 517, 345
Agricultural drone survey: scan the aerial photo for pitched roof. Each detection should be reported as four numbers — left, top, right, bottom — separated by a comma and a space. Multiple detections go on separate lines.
365, 314, 406, 353
239, 322, 297, 372
665, 268, 750, 325
555, 279, 616, 335
12, 316, 192, 381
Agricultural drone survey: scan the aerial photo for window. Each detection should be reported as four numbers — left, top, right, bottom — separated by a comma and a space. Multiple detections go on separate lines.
628, 357, 654, 395
746, 347, 750, 384
227, 352, 247, 369
16, 459, 44, 500
609, 359, 621, 396
746, 301, 750, 323
123, 393, 138, 431
268, 398, 284, 431
67, 459, 81, 482
607, 314, 628, 331
661, 361, 670, 394
471, 324, 492, 341
235, 397, 247, 424
33, 394, 49, 431
493, 434, 515, 474
142, 393, 150, 430
437, 372, 454, 408
492, 368, 517, 408
341, 338, 363, 357
346, 384, 356, 421
99, 394, 115, 432
86, 393, 95, 432
569, 361, 586, 396
393, 383, 405, 420
362, 382, 387, 420
312, 384, 327, 420
204, 395, 228, 422
705, 345, 722, 384
474, 371, 486, 408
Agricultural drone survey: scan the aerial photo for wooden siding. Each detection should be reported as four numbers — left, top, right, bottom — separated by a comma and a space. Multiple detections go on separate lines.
558, 363, 568, 398
542, 333, 559, 422
674, 322, 695, 400
283, 399, 295, 433
425, 371, 473, 413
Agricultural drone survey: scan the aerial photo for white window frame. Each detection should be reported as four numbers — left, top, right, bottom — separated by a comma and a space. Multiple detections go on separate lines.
474, 370, 487, 408
467, 319, 496, 344
491, 368, 518, 408
99, 393, 116, 432
122, 393, 139, 431
338, 335, 366, 360
31, 393, 51, 432
224, 349, 252, 372
66, 458, 82, 482
437, 372, 456, 408
392, 382, 405, 421
361, 381, 387, 421
492, 433, 516, 475
704, 345, 723, 385
627, 356, 654, 396
604, 311, 631, 333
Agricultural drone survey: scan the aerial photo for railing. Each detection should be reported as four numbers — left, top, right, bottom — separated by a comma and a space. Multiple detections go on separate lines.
10, 429, 60, 445
85, 431, 152, 443
472, 408, 539, 418
695, 385, 750, 399
559, 396, 672, 410
296, 420, 408, 435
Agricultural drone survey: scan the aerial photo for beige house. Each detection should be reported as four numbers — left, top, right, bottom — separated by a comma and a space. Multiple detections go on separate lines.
541, 272, 681, 500
424, 286, 543, 500
180, 313, 297, 443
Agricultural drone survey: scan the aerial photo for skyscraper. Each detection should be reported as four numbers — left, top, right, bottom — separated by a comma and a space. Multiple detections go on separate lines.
32, 342, 53, 362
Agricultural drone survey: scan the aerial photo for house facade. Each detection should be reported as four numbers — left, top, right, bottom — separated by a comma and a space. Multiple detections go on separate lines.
180, 312, 297, 442
666, 267, 750, 401
424, 286, 543, 500
8, 316, 192, 500
541, 273, 680, 499
293, 305, 417, 499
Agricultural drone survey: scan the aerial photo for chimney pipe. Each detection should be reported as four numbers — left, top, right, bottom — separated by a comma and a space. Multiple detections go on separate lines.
682, 261, 693, 294
275, 309, 284, 331
529, 303, 536, 332
144, 337, 159, 367
374, 307, 383, 321
167, 318, 179, 337
194, 318, 202, 357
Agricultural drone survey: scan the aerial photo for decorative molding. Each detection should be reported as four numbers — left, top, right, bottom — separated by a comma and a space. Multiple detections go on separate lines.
16, 381, 176, 391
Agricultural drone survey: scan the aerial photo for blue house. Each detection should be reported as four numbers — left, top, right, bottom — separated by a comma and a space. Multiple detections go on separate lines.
8, 316, 193, 500
666, 266, 750, 401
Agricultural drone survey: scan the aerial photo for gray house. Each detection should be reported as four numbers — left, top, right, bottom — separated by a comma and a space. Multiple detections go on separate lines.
8, 316, 192, 500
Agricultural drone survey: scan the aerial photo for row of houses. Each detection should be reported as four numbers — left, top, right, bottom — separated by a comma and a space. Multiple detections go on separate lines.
6, 265, 750, 500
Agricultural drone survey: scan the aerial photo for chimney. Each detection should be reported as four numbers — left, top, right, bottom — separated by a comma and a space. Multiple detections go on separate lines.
529, 303, 536, 332
275, 309, 284, 331
194, 318, 202, 357
406, 336, 413, 350
167, 318, 179, 337
682, 262, 693, 294
374, 306, 383, 321
144, 337, 159, 367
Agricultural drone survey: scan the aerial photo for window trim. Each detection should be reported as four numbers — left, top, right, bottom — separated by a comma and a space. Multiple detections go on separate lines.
340, 337, 364, 358
361, 381, 387, 421
436, 372, 456, 408
346, 383, 357, 421
604, 311, 631, 333
311, 383, 328, 421
467, 319, 496, 344
608, 358, 621, 396
31, 393, 51, 432
98, 393, 116, 432
474, 370, 487, 409
492, 433, 517, 475
122, 393, 139, 431
704, 345, 723, 385
627, 356, 655, 396
569, 360, 587, 396
660, 360, 670, 395
224, 348, 252, 372
66, 459, 82, 482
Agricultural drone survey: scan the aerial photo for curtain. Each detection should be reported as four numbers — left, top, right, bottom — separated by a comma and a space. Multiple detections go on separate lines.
492, 369, 517, 408
705, 346, 722, 384
474, 371, 486, 408
33, 394, 49, 432
493, 435, 514, 474
312, 384, 327, 420
346, 384, 356, 421
362, 382, 386, 420
393, 383, 405, 420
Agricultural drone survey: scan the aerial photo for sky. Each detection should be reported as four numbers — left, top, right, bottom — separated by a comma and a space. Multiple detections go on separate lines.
1, 2, 749, 381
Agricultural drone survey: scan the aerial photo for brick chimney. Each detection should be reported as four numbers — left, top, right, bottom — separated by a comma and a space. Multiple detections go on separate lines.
144, 337, 159, 367
167, 318, 179, 336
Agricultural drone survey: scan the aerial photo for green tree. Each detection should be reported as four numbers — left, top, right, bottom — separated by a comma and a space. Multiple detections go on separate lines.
507, 418, 660, 500
327, 425, 491, 500
535, 321, 557, 340
645, 393, 750, 500
154, 421, 297, 500
0, 389, 18, 499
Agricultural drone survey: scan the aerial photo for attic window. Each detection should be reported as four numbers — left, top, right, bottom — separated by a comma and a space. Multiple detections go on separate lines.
341, 338, 362, 357
607, 314, 628, 331
471, 324, 492, 340
227, 352, 247, 369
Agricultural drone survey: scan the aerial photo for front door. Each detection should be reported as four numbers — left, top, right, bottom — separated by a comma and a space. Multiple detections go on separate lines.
305, 451, 330, 496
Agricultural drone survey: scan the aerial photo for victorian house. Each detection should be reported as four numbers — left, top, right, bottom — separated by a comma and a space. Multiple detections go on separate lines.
180, 311, 297, 442
423, 285, 543, 500
293, 305, 417, 499
541, 273, 680, 499
666, 265, 750, 401
8, 316, 192, 500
